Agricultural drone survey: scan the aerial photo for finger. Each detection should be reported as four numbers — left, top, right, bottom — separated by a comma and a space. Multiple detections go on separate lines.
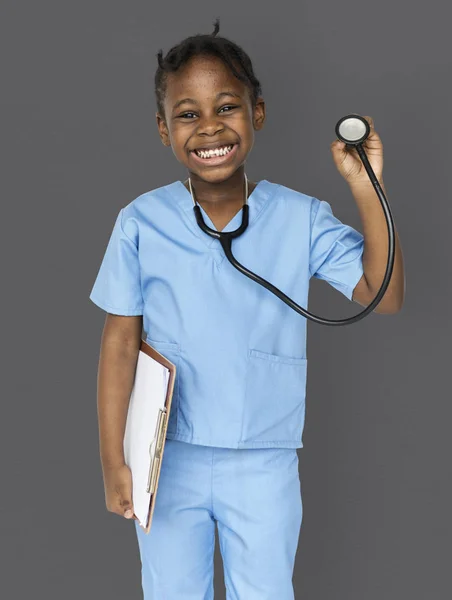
119, 496, 135, 519
363, 130, 382, 150
362, 116, 382, 146
331, 139, 346, 152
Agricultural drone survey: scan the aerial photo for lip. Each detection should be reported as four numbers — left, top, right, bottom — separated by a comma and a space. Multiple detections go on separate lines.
189, 143, 238, 167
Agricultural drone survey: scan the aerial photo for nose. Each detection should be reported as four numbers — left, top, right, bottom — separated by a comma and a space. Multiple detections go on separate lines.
196, 113, 225, 137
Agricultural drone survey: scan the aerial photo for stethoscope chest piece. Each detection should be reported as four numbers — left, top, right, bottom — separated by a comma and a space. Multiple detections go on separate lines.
335, 114, 371, 146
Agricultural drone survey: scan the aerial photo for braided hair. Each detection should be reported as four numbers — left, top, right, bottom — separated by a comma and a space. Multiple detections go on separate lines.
155, 18, 262, 120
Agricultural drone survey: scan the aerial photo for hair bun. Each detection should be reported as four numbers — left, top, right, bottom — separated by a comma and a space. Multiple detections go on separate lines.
156, 49, 164, 69
211, 17, 220, 37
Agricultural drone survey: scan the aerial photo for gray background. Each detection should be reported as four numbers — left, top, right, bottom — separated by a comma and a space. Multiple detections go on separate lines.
1, 0, 450, 598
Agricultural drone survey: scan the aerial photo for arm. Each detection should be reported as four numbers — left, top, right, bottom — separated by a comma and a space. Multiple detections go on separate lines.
330, 115, 405, 314
349, 179, 405, 314
96, 314, 143, 470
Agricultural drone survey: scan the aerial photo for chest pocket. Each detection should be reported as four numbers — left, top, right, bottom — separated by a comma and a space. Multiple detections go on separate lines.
240, 348, 307, 444
145, 337, 181, 436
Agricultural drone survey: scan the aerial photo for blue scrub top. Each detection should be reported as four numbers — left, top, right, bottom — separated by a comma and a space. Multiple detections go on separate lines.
89, 179, 364, 449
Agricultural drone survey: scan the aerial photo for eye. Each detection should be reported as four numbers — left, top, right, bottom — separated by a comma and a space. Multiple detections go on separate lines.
178, 105, 238, 119
219, 105, 238, 113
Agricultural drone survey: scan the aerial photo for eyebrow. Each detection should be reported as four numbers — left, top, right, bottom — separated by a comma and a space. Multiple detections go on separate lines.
172, 91, 242, 112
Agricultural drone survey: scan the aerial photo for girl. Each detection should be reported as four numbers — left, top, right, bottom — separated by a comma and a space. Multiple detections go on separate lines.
89, 18, 404, 600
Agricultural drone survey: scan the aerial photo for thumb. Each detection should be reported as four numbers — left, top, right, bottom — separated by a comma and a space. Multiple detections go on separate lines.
121, 499, 134, 519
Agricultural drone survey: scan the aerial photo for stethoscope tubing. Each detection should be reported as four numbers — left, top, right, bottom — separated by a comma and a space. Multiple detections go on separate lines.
192, 144, 396, 326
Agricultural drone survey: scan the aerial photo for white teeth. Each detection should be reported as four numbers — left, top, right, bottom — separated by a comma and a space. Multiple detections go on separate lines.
194, 145, 233, 158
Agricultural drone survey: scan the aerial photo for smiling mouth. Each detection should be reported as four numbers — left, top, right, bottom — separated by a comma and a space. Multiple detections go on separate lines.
189, 144, 239, 166
191, 144, 236, 159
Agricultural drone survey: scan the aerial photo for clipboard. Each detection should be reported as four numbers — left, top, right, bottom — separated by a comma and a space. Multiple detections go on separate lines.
123, 338, 177, 534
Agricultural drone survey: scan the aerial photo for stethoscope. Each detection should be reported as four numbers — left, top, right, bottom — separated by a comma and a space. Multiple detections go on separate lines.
190, 114, 395, 326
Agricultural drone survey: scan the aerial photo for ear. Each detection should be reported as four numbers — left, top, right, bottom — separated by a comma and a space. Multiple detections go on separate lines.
253, 97, 266, 131
156, 112, 171, 146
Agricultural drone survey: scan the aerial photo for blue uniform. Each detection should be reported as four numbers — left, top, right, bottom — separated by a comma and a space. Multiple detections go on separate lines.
134, 439, 303, 599
89, 179, 364, 598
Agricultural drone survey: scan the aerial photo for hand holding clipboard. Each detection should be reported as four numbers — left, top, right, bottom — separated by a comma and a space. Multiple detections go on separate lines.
123, 339, 177, 534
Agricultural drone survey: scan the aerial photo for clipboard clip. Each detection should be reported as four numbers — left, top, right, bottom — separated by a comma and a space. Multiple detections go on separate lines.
146, 408, 167, 494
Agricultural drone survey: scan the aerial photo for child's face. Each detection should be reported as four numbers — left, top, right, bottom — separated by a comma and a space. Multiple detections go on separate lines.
157, 55, 265, 183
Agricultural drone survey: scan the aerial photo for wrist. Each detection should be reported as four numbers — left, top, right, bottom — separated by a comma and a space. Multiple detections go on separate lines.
348, 176, 384, 191
100, 451, 126, 471
102, 461, 127, 474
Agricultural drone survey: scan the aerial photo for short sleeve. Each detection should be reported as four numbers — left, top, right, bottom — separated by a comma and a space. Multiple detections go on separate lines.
309, 198, 364, 300
89, 208, 144, 315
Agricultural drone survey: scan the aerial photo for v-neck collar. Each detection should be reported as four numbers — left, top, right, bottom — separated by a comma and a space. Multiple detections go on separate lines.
168, 179, 275, 251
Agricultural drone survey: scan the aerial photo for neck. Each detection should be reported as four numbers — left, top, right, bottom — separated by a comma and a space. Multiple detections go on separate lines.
184, 169, 252, 208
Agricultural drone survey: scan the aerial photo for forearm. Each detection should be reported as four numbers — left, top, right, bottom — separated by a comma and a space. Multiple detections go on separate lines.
349, 179, 405, 311
96, 320, 141, 470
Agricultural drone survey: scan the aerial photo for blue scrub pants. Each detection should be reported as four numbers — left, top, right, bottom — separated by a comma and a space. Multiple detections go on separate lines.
134, 439, 303, 599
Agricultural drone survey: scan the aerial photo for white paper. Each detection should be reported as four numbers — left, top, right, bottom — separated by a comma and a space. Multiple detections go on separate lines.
123, 350, 169, 528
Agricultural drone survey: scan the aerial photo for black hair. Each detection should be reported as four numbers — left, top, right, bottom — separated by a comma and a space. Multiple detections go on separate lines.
155, 18, 262, 120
